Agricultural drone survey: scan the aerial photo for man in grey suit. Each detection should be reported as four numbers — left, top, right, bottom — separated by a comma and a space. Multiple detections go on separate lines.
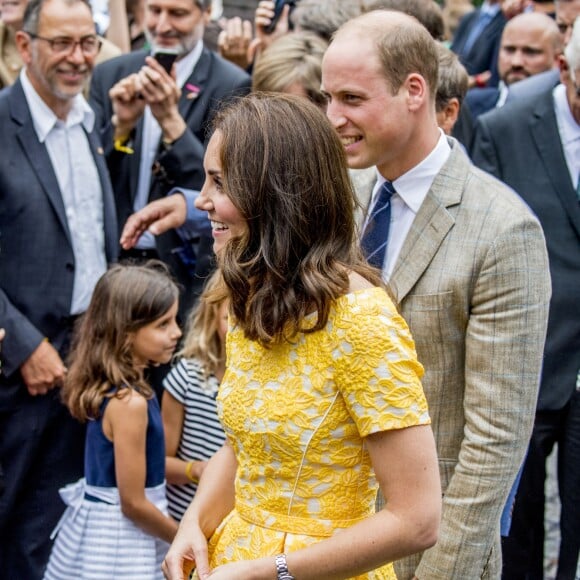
472, 17, 580, 579
0, 0, 117, 576
321, 10, 551, 579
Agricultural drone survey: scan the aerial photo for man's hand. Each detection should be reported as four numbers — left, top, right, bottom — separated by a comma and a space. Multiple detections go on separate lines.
120, 194, 188, 249
20, 340, 67, 396
254, 0, 290, 54
109, 73, 146, 138
138, 57, 187, 142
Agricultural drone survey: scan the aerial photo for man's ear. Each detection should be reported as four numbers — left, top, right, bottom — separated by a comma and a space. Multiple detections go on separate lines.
437, 98, 460, 135
15, 30, 33, 65
405, 73, 428, 112
558, 53, 570, 84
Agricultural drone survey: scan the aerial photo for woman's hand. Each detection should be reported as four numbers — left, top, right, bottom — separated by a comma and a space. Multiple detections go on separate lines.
206, 558, 271, 579
162, 521, 210, 579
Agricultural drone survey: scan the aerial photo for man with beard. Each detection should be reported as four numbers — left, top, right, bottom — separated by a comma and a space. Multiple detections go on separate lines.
0, 0, 118, 576
90, 0, 250, 317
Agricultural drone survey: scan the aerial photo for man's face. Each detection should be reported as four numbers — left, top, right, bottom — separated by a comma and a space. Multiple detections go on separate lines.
17, 0, 97, 112
322, 35, 413, 178
556, 0, 580, 44
145, 0, 209, 56
563, 65, 580, 124
499, 21, 557, 85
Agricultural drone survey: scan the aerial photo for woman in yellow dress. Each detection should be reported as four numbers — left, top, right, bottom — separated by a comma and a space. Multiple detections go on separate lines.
162, 94, 441, 580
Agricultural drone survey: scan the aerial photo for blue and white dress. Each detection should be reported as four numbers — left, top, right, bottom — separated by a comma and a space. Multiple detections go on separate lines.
43, 392, 169, 580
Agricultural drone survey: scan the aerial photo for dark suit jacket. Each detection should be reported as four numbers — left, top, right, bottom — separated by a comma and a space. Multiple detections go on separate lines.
0, 78, 118, 401
472, 90, 580, 410
451, 9, 506, 87
89, 48, 251, 307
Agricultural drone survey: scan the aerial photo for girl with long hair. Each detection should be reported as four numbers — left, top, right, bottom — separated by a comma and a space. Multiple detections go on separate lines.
44, 261, 181, 580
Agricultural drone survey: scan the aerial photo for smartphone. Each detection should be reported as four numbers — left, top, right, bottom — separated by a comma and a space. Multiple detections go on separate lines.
154, 50, 179, 74
264, 0, 296, 34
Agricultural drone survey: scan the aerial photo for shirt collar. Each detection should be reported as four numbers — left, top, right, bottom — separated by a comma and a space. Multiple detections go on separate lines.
375, 129, 451, 213
480, 1, 501, 16
19, 67, 95, 142
553, 82, 580, 146
171, 39, 203, 88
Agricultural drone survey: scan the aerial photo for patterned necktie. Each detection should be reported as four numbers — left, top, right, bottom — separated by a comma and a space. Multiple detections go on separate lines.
361, 180, 395, 269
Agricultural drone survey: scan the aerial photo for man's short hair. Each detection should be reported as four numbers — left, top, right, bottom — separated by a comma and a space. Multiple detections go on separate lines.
565, 16, 580, 70
23, 0, 92, 35
436, 43, 468, 112
336, 11, 439, 99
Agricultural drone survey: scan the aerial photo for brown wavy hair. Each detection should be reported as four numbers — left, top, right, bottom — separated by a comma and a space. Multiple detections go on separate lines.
62, 261, 179, 421
211, 93, 383, 346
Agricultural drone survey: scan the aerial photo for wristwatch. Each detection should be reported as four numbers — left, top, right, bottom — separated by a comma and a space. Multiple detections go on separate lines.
275, 554, 295, 580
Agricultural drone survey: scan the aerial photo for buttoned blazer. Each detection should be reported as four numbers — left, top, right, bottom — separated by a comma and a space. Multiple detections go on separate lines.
0, 79, 118, 400
451, 9, 506, 87
472, 89, 580, 411
364, 140, 550, 579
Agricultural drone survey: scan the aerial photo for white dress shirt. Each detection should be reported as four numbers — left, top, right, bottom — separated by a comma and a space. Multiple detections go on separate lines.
20, 69, 107, 315
553, 83, 580, 190
135, 40, 204, 249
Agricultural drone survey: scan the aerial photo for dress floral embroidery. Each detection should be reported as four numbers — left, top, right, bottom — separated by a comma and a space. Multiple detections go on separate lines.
204, 287, 430, 579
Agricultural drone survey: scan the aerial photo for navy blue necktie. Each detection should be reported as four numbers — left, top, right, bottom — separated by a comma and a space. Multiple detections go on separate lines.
361, 180, 395, 269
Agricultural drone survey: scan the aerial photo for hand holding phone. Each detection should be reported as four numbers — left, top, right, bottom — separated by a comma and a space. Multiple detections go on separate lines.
264, 0, 296, 34
154, 50, 179, 74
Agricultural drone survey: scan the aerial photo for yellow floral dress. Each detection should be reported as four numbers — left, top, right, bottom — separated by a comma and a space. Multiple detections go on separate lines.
206, 287, 430, 579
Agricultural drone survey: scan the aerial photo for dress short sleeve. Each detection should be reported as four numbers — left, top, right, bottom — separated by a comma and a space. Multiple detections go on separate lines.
333, 289, 430, 437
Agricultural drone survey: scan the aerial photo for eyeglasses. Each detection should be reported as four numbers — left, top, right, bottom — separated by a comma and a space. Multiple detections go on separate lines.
26, 33, 102, 56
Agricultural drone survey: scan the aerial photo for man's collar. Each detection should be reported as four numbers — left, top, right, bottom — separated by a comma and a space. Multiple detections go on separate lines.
19, 67, 94, 142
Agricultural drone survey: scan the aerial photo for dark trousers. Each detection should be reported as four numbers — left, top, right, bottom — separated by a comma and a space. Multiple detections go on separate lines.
0, 389, 85, 580
502, 388, 580, 580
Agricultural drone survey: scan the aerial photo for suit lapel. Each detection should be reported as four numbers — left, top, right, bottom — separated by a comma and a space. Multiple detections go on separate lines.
10, 81, 72, 245
530, 93, 580, 238
390, 141, 465, 302
178, 48, 211, 122
86, 128, 119, 262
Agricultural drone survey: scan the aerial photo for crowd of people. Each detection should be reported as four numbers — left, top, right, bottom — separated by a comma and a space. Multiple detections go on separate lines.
0, 0, 578, 579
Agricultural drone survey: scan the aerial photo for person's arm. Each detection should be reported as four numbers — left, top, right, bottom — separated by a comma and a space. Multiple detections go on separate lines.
105, 0, 132, 53
162, 390, 207, 485
107, 390, 178, 543
120, 193, 188, 250
163, 442, 238, 579
413, 212, 551, 579
0, 288, 65, 393
168, 425, 440, 580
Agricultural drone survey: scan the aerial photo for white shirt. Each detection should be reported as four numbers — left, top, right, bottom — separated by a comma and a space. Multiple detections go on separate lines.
553, 83, 580, 190
366, 130, 451, 280
135, 40, 204, 249
20, 69, 107, 315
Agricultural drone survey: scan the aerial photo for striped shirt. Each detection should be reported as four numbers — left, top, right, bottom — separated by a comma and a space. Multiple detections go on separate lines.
163, 358, 225, 520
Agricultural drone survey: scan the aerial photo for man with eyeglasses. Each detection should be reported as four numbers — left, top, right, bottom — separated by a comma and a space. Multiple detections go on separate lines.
0, 0, 118, 577
89, 0, 251, 324
472, 15, 580, 580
